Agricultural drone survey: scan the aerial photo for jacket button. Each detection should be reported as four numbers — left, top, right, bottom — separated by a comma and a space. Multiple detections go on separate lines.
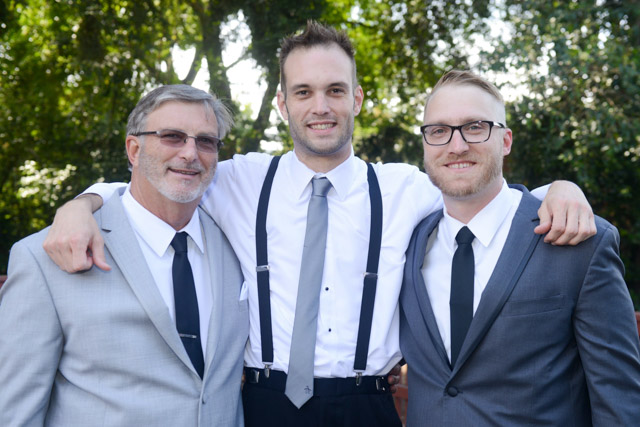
447, 386, 459, 397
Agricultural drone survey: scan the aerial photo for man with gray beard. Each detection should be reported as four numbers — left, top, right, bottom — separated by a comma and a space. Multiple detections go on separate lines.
0, 85, 248, 427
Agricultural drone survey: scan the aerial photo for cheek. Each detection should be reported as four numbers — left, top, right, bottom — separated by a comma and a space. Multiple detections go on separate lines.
202, 154, 218, 170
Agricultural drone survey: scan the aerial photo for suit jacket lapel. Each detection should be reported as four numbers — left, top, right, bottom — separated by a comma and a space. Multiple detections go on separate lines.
200, 207, 224, 375
98, 192, 197, 375
452, 192, 542, 373
407, 211, 451, 367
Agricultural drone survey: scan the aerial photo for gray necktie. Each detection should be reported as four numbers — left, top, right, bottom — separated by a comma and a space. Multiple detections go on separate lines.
285, 177, 332, 408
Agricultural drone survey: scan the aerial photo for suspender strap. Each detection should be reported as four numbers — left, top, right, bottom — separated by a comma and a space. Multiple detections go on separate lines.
256, 155, 281, 369
353, 163, 383, 373
255, 158, 383, 377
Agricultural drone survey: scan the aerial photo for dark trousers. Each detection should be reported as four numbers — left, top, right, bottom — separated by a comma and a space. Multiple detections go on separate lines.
242, 368, 402, 427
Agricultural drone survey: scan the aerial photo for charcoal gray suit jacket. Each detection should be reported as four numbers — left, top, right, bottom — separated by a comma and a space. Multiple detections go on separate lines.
400, 188, 640, 426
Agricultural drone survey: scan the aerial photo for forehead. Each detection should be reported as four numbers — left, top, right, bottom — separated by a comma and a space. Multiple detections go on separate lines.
283, 44, 354, 89
424, 84, 503, 124
147, 101, 218, 132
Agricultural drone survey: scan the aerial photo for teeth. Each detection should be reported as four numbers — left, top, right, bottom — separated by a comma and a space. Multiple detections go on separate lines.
173, 169, 198, 175
309, 123, 334, 130
449, 162, 472, 169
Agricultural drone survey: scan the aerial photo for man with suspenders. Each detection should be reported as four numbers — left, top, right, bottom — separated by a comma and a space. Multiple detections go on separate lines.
43, 21, 595, 426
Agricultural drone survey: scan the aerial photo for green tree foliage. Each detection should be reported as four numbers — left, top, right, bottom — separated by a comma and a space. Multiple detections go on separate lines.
348, 0, 491, 164
1, 0, 638, 304
484, 0, 640, 299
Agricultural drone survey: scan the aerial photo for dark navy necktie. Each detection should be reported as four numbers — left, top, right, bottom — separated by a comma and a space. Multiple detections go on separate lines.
171, 232, 204, 378
450, 226, 475, 367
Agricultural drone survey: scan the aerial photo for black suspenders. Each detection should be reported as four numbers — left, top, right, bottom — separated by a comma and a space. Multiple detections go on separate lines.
255, 155, 281, 376
255, 155, 383, 381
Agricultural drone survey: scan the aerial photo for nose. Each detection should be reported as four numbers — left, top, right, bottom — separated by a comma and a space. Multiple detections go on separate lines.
448, 128, 469, 155
311, 94, 330, 115
178, 136, 199, 161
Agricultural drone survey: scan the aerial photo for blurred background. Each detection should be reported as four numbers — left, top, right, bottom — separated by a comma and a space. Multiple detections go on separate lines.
0, 0, 638, 304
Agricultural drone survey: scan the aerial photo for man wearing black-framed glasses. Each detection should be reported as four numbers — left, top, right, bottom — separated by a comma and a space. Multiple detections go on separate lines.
400, 70, 640, 425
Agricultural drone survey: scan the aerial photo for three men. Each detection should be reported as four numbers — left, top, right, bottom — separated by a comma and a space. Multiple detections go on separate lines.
41, 22, 594, 426
0, 85, 248, 426
400, 70, 640, 425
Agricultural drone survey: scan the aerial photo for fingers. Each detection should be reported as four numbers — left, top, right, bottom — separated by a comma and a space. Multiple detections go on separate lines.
42, 198, 107, 272
386, 363, 402, 394
536, 198, 596, 246
88, 233, 111, 271
567, 203, 596, 245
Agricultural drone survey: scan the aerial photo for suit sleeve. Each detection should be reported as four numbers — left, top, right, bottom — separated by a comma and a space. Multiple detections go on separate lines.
0, 240, 64, 426
573, 223, 640, 424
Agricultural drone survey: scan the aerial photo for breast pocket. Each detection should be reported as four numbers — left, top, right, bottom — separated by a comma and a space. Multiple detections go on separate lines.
501, 294, 565, 317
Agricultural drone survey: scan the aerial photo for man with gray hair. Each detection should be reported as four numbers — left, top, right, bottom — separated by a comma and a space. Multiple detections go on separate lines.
0, 85, 248, 426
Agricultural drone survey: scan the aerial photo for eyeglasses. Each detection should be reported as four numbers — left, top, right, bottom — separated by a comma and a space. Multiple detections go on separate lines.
420, 120, 506, 146
133, 129, 223, 153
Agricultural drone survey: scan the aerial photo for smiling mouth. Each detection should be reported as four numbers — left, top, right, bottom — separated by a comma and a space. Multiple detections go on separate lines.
169, 168, 200, 176
308, 123, 336, 130
447, 162, 474, 169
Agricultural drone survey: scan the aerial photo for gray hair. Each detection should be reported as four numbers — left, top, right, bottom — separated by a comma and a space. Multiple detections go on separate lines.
127, 84, 234, 138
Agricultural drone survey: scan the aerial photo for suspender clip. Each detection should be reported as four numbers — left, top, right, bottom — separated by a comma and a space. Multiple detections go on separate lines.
354, 371, 364, 386
264, 363, 272, 378
256, 265, 270, 272
376, 377, 387, 392
363, 272, 378, 279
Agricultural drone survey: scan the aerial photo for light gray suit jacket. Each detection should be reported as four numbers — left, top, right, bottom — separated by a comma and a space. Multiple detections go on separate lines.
400, 188, 640, 426
0, 193, 249, 426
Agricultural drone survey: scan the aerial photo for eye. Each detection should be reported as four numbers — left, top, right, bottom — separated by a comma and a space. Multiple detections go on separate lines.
295, 90, 309, 96
429, 126, 448, 136
158, 130, 185, 142
464, 121, 488, 132
330, 87, 346, 94
196, 136, 217, 146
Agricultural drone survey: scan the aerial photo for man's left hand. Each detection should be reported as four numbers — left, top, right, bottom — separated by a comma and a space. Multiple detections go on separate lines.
386, 364, 401, 394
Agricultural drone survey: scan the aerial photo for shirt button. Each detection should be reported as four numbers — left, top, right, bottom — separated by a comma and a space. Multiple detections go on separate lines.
328, 328, 332, 332
447, 386, 459, 397
325, 287, 329, 291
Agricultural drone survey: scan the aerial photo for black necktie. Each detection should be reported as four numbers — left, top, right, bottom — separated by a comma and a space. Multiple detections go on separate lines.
450, 226, 475, 367
171, 232, 204, 378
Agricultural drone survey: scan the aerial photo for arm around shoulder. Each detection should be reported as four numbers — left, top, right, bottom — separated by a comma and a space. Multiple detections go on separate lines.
43, 193, 109, 272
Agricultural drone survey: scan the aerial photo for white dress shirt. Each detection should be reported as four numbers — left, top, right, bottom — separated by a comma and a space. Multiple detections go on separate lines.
88, 152, 547, 378
422, 181, 522, 362
121, 186, 213, 355
202, 150, 442, 377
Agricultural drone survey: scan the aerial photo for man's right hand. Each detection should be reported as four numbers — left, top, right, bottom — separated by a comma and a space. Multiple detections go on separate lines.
43, 194, 110, 272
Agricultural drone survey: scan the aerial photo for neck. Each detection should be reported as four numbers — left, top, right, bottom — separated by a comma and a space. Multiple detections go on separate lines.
443, 179, 503, 224
293, 147, 351, 174
129, 180, 199, 231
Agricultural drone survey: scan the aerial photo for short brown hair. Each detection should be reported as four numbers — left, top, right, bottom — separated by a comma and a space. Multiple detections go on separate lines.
426, 70, 504, 111
279, 20, 357, 95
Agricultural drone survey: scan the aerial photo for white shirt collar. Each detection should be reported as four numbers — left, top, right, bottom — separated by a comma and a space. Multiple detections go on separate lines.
442, 180, 517, 249
289, 147, 357, 201
121, 186, 204, 257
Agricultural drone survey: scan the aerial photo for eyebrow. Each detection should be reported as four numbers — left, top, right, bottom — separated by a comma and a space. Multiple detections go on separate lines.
289, 81, 350, 92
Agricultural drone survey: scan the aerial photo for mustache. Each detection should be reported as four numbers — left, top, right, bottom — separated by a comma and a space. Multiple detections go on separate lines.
167, 160, 206, 173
